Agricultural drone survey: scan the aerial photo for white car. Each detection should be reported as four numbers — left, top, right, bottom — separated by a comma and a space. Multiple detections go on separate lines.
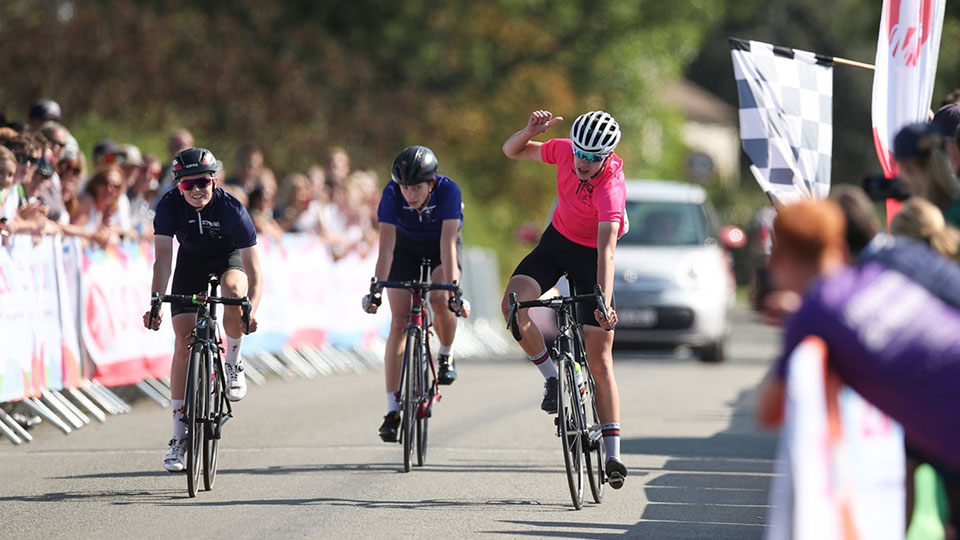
612, 180, 743, 362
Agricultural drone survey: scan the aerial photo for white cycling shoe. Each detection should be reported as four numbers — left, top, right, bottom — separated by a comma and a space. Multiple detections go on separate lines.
225, 362, 247, 402
164, 437, 186, 472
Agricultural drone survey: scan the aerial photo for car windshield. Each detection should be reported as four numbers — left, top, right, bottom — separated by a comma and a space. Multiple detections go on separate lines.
621, 201, 708, 246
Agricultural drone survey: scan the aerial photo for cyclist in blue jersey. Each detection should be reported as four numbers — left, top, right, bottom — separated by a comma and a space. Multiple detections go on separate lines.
362, 145, 467, 442
142, 147, 263, 472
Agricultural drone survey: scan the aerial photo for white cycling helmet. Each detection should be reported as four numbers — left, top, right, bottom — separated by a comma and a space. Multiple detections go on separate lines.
570, 110, 621, 154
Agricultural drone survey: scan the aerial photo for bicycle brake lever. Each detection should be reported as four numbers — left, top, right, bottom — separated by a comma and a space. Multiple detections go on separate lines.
507, 292, 522, 341
241, 299, 251, 334
594, 284, 612, 331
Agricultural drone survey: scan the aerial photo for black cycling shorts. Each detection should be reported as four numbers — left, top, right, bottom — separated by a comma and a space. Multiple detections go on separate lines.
170, 248, 245, 316
389, 233, 463, 282
512, 224, 612, 328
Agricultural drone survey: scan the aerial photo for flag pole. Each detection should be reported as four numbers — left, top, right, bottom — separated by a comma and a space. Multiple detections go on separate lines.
831, 56, 875, 71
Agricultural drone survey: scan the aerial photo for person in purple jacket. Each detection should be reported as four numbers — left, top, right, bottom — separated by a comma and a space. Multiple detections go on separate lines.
755, 199, 960, 532
362, 145, 467, 443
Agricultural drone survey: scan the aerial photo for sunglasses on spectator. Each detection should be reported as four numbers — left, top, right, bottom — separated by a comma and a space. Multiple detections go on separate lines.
178, 177, 212, 191
572, 148, 608, 163
16, 155, 39, 166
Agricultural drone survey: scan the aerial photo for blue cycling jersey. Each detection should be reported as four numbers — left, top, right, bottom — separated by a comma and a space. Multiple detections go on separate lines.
377, 175, 463, 242
153, 187, 257, 257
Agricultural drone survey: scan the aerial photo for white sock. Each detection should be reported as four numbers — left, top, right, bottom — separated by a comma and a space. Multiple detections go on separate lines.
438, 344, 452, 356
171, 399, 186, 439
601, 422, 621, 461
528, 348, 557, 379
386, 392, 399, 413
225, 334, 243, 367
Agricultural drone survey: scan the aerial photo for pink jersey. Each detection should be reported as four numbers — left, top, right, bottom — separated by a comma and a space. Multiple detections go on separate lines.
541, 138, 626, 248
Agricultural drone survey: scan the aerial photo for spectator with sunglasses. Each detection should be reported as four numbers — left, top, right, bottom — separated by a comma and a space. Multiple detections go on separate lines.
501, 110, 629, 490
142, 147, 262, 473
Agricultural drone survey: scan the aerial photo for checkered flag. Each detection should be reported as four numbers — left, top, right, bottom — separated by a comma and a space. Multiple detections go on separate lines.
730, 38, 833, 204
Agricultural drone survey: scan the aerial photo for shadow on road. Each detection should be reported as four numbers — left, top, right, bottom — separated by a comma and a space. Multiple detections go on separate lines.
490, 388, 776, 539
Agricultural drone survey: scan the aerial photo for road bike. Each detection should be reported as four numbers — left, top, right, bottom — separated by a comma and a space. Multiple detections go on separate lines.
149, 276, 251, 497
507, 281, 609, 509
368, 259, 463, 472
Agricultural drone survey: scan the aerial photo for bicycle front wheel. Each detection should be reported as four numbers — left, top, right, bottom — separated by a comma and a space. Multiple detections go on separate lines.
401, 328, 420, 473
203, 349, 223, 491
185, 345, 206, 498
584, 368, 605, 504
557, 352, 584, 509
416, 351, 432, 467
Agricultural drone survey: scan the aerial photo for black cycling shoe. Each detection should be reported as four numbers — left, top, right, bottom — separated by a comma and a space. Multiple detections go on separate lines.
540, 376, 559, 414
378, 412, 401, 443
438, 355, 457, 385
605, 457, 628, 489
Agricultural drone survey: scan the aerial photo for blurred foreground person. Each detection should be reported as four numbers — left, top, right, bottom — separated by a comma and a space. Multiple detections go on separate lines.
755, 200, 960, 534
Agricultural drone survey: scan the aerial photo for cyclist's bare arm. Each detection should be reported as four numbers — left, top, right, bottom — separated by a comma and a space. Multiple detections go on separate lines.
374, 223, 397, 282
439, 219, 460, 284
240, 246, 262, 311
144, 234, 174, 330
595, 221, 619, 329
502, 110, 564, 162
238, 246, 262, 334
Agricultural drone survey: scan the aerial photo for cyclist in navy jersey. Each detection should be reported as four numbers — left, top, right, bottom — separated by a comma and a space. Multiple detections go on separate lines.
142, 147, 263, 472
362, 145, 467, 442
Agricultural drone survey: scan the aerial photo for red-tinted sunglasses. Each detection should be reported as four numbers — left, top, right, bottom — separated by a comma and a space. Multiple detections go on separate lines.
178, 177, 212, 191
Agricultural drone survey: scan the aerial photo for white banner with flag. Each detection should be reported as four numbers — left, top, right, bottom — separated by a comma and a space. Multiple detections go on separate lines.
730, 38, 833, 205
871, 0, 946, 179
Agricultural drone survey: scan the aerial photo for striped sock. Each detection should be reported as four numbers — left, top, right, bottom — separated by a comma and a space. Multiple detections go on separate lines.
527, 348, 557, 379
601, 422, 621, 461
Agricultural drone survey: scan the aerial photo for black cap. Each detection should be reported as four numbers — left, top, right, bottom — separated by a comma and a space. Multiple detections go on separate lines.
931, 104, 960, 139
28, 99, 61, 122
893, 122, 942, 160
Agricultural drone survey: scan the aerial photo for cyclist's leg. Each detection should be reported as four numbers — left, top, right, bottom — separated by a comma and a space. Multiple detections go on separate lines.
379, 287, 411, 441
219, 253, 248, 401
429, 262, 459, 384
501, 275, 548, 357
164, 312, 196, 471
583, 327, 626, 487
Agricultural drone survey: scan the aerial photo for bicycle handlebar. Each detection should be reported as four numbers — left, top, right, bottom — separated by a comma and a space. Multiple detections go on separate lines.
507, 285, 610, 338
149, 292, 252, 333
368, 278, 466, 317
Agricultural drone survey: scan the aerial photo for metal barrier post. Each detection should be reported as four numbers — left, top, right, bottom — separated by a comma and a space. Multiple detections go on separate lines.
22, 397, 72, 434
0, 408, 29, 443
41, 390, 84, 429
66, 388, 106, 422
51, 390, 91, 425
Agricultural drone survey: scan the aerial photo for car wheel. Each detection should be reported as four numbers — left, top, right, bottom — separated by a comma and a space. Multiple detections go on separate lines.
695, 340, 725, 363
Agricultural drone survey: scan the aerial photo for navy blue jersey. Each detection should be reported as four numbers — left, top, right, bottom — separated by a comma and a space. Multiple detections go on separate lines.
153, 187, 257, 257
377, 175, 463, 242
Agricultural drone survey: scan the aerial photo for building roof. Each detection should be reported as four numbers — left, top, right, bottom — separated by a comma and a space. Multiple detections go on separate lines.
663, 80, 737, 126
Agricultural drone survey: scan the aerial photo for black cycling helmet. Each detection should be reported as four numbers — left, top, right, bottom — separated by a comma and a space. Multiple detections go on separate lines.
172, 147, 221, 179
391, 145, 438, 185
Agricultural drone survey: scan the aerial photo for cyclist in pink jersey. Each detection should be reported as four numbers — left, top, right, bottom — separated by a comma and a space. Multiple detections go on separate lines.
501, 109, 628, 489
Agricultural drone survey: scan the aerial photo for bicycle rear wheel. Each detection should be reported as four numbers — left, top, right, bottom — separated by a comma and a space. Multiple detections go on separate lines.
401, 328, 420, 473
557, 352, 584, 509
416, 354, 432, 467
203, 351, 223, 491
185, 346, 205, 498
584, 367, 605, 504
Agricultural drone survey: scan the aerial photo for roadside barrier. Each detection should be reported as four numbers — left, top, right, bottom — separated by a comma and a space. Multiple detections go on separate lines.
0, 233, 512, 444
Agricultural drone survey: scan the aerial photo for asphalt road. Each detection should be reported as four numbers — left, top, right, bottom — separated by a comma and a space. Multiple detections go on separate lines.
0, 305, 780, 540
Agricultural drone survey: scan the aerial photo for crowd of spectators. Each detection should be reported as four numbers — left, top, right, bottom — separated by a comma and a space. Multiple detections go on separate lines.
0, 99, 379, 258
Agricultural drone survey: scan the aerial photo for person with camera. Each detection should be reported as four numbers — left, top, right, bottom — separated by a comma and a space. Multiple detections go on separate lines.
892, 123, 960, 227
